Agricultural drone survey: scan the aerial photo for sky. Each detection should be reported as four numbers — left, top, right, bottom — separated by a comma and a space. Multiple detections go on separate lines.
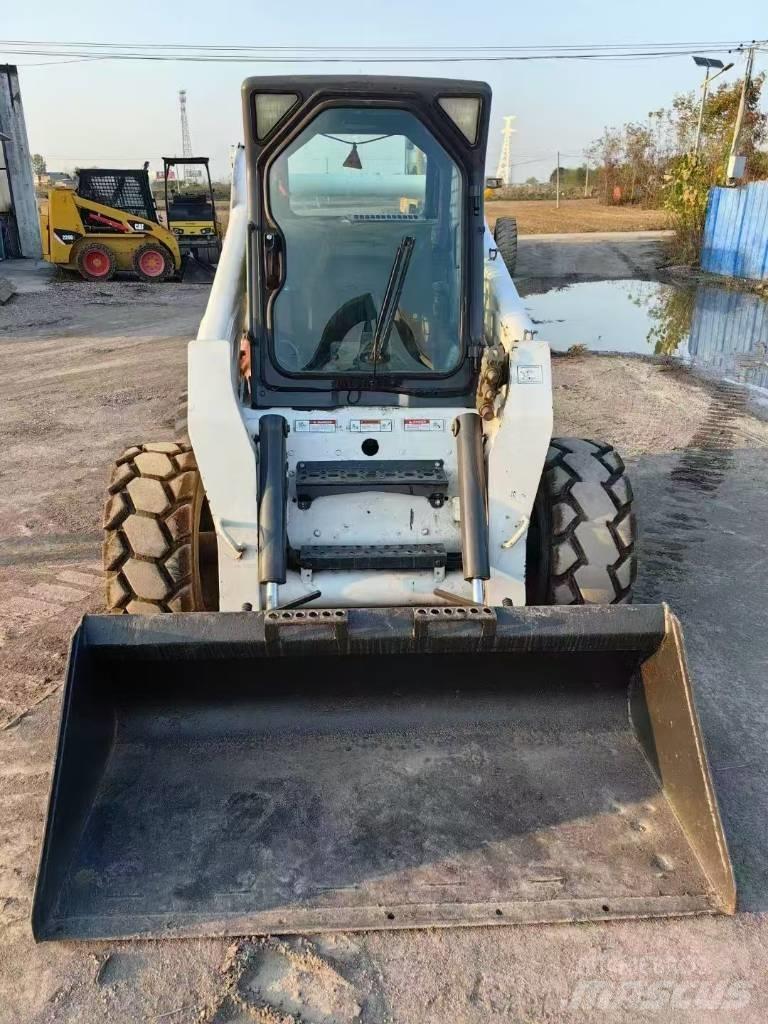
2, 1, 766, 182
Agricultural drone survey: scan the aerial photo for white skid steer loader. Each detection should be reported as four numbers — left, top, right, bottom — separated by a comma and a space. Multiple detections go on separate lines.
33, 77, 734, 941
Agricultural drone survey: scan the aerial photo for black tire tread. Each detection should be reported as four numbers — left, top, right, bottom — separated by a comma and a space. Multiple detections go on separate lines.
540, 437, 637, 604
103, 442, 203, 613
493, 216, 518, 276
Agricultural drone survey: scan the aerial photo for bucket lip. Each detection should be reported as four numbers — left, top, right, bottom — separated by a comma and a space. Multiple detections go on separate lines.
33, 892, 725, 943
76, 603, 668, 660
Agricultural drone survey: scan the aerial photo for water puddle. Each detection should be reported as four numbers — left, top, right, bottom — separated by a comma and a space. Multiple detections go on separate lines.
524, 279, 768, 399
527, 278, 768, 598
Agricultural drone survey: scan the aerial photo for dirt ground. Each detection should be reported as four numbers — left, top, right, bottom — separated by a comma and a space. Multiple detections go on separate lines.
486, 198, 670, 234
1, 247, 767, 1023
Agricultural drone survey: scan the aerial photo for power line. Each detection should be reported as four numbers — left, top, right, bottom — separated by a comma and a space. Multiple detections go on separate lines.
13, 50, 742, 67
2, 38, 752, 67
2, 37, 747, 51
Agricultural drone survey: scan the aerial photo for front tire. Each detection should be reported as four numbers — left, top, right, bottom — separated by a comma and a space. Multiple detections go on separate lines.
103, 442, 218, 613
526, 438, 636, 605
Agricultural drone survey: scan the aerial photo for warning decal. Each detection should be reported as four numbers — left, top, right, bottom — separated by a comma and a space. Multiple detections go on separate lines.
403, 418, 445, 432
294, 419, 338, 433
349, 419, 392, 432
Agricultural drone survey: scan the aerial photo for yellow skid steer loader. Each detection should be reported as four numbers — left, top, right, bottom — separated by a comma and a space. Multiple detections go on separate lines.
39, 167, 182, 281
32, 77, 734, 942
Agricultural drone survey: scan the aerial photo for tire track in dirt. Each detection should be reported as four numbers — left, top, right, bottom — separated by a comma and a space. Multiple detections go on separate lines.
637, 379, 758, 598
0, 562, 102, 729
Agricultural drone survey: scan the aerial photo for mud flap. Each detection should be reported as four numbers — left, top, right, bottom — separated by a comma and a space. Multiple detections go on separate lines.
32, 604, 735, 941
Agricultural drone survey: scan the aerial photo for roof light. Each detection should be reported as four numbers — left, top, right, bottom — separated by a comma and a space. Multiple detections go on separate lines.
254, 93, 298, 140
438, 96, 481, 144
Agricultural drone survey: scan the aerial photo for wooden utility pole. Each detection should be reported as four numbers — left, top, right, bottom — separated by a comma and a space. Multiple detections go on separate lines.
556, 151, 560, 208
584, 163, 590, 198
727, 44, 756, 180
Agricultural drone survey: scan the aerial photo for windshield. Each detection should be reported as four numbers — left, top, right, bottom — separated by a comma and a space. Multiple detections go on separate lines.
267, 107, 463, 376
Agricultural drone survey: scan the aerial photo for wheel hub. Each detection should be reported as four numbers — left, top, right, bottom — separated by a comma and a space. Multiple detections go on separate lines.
139, 250, 165, 277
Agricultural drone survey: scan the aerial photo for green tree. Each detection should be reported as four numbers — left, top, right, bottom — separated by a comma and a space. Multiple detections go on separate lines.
671, 73, 767, 180
548, 165, 587, 187
587, 72, 768, 209
662, 153, 712, 263
31, 153, 46, 177
586, 127, 624, 202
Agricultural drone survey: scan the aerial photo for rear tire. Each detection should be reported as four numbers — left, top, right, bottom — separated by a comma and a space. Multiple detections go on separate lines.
526, 437, 636, 605
493, 216, 518, 276
103, 442, 218, 613
133, 242, 173, 282
77, 242, 116, 281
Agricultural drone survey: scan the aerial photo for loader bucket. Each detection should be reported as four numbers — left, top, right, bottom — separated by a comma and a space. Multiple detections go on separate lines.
32, 604, 734, 941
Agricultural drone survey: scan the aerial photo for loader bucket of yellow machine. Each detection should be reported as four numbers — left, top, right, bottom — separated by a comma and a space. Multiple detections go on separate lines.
32, 604, 734, 941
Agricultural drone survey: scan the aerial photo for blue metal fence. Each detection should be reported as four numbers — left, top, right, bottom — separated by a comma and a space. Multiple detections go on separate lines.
701, 181, 768, 280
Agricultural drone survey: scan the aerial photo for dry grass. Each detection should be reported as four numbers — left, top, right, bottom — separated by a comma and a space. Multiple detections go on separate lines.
38, 196, 666, 239
216, 198, 668, 238
486, 198, 670, 234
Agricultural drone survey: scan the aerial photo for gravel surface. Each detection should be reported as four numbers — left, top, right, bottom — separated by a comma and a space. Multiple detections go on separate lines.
1, 255, 766, 1024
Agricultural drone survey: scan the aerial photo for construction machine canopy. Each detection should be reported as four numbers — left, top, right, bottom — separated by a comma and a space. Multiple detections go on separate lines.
242, 76, 491, 408
162, 155, 213, 184
162, 157, 217, 222
162, 156, 214, 188
75, 169, 157, 223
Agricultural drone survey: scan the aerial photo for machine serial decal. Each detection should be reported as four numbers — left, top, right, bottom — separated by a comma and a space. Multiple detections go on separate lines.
516, 366, 544, 384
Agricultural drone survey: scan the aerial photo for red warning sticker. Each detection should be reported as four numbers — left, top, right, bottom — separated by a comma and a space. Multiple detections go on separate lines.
349, 419, 393, 432
403, 418, 445, 432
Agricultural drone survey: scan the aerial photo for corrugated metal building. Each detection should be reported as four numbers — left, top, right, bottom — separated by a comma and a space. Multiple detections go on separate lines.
0, 65, 42, 259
